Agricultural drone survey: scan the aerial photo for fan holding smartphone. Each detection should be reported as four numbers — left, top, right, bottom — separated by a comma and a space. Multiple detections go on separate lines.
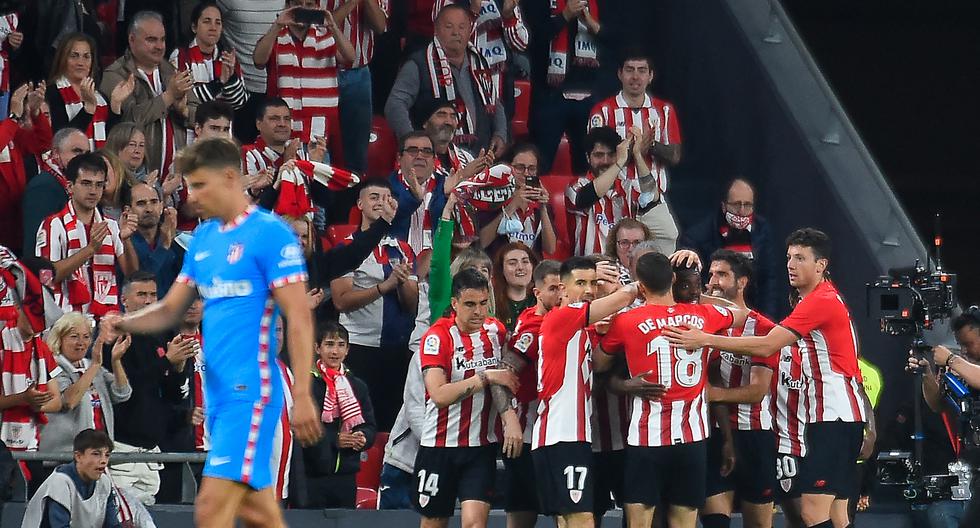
253, 0, 356, 165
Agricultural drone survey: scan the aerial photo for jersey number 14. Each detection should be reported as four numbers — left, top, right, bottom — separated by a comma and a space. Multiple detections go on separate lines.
646, 336, 702, 388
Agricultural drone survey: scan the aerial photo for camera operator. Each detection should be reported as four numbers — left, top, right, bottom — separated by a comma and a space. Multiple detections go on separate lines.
908, 308, 980, 528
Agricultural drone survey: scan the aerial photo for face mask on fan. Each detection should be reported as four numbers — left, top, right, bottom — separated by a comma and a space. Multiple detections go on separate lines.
724, 209, 753, 231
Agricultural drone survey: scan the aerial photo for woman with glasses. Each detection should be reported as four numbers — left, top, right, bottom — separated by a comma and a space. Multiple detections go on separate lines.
603, 217, 653, 284
479, 144, 557, 256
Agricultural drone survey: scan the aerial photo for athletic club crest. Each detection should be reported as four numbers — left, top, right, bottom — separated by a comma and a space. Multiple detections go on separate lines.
779, 478, 792, 493
569, 489, 582, 503
227, 243, 244, 264
418, 494, 430, 507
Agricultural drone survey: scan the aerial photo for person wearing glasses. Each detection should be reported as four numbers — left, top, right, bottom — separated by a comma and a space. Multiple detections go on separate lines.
388, 131, 449, 255
35, 153, 138, 320
602, 218, 652, 284
680, 178, 779, 317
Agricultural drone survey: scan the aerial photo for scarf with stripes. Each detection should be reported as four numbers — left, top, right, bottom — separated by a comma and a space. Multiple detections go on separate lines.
548, 0, 600, 87
52, 202, 119, 317
424, 38, 497, 144
55, 77, 108, 150
316, 359, 364, 432
276, 159, 359, 220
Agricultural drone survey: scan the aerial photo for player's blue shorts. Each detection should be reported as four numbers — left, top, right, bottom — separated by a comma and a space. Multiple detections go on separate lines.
203, 399, 284, 490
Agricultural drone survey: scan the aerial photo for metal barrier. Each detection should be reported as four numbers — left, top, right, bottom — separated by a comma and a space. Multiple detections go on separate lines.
9, 451, 206, 504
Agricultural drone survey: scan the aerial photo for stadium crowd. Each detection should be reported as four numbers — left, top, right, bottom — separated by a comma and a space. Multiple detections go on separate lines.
0, 1, 878, 527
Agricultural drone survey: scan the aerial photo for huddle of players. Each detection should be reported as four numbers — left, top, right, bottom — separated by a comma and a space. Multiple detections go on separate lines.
413, 227, 869, 528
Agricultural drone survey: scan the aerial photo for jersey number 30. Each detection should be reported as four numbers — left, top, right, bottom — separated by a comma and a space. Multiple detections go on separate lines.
646, 336, 702, 388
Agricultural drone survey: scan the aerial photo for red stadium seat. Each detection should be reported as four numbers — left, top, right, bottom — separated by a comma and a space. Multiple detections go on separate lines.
540, 174, 578, 260
367, 116, 397, 179
551, 135, 573, 176
512, 79, 531, 140
328, 224, 358, 246
355, 431, 389, 490
355, 487, 379, 510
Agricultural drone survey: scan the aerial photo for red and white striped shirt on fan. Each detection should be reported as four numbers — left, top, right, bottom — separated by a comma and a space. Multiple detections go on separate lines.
419, 316, 507, 448
771, 343, 808, 456
186, 332, 208, 452
532, 303, 595, 450
321, 0, 390, 68
265, 25, 340, 143
712, 311, 779, 431
588, 92, 682, 194
600, 303, 734, 447
272, 360, 294, 501
780, 280, 866, 425
565, 171, 639, 256
509, 306, 543, 444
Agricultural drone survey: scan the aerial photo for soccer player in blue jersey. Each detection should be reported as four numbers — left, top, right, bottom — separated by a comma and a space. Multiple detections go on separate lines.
104, 137, 322, 527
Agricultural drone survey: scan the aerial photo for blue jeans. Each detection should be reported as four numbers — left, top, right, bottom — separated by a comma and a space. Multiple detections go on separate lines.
338, 66, 373, 174
378, 463, 413, 510
925, 500, 966, 528
0, 91, 9, 118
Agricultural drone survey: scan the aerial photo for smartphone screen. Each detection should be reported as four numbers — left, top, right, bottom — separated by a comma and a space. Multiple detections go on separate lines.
293, 8, 325, 25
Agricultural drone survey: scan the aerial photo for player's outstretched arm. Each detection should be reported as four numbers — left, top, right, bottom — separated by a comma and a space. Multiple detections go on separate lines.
665, 325, 796, 358
109, 282, 197, 335
698, 293, 750, 329
273, 281, 323, 447
588, 263, 638, 325
708, 366, 773, 404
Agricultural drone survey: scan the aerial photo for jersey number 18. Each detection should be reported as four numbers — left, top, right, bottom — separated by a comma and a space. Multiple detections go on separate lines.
646, 336, 702, 388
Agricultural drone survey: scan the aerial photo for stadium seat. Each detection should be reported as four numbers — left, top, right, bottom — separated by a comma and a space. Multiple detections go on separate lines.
512, 79, 531, 140
355, 487, 379, 510
551, 135, 573, 176
540, 175, 578, 260
355, 431, 389, 491
328, 224, 358, 246
367, 116, 397, 179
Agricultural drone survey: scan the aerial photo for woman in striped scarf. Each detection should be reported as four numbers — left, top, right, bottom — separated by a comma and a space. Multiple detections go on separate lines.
45, 33, 134, 150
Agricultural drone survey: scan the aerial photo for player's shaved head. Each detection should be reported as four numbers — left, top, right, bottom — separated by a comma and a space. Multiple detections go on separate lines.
634, 252, 673, 296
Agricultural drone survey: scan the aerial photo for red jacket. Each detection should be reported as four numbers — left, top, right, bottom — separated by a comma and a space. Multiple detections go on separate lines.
0, 116, 53, 254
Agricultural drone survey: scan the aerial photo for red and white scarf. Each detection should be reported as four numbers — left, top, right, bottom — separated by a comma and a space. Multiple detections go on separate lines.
38, 150, 71, 193
0, 13, 17, 92
316, 359, 364, 433
135, 67, 176, 178
398, 169, 439, 252
547, 0, 600, 87
453, 163, 515, 239
424, 38, 497, 144
178, 38, 223, 84
0, 254, 52, 451
276, 159, 359, 219
50, 202, 119, 317
186, 331, 208, 451
55, 76, 108, 150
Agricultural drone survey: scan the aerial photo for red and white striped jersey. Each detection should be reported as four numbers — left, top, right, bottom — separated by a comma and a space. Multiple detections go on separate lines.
601, 303, 734, 447
419, 316, 506, 448
771, 343, 808, 456
272, 360, 294, 501
185, 331, 208, 452
565, 171, 639, 256
533, 303, 594, 449
266, 26, 340, 143
712, 311, 779, 431
322, 0, 390, 68
242, 137, 308, 178
509, 306, 544, 444
780, 280, 866, 425
591, 384, 628, 452
588, 92, 682, 194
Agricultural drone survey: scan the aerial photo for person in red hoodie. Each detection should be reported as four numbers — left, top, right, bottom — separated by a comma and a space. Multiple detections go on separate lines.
0, 82, 52, 254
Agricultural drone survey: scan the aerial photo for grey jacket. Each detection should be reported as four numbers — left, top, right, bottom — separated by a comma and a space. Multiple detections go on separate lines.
39, 355, 132, 454
99, 50, 199, 176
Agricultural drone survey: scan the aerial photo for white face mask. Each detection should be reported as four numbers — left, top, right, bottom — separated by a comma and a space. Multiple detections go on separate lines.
497, 216, 523, 236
